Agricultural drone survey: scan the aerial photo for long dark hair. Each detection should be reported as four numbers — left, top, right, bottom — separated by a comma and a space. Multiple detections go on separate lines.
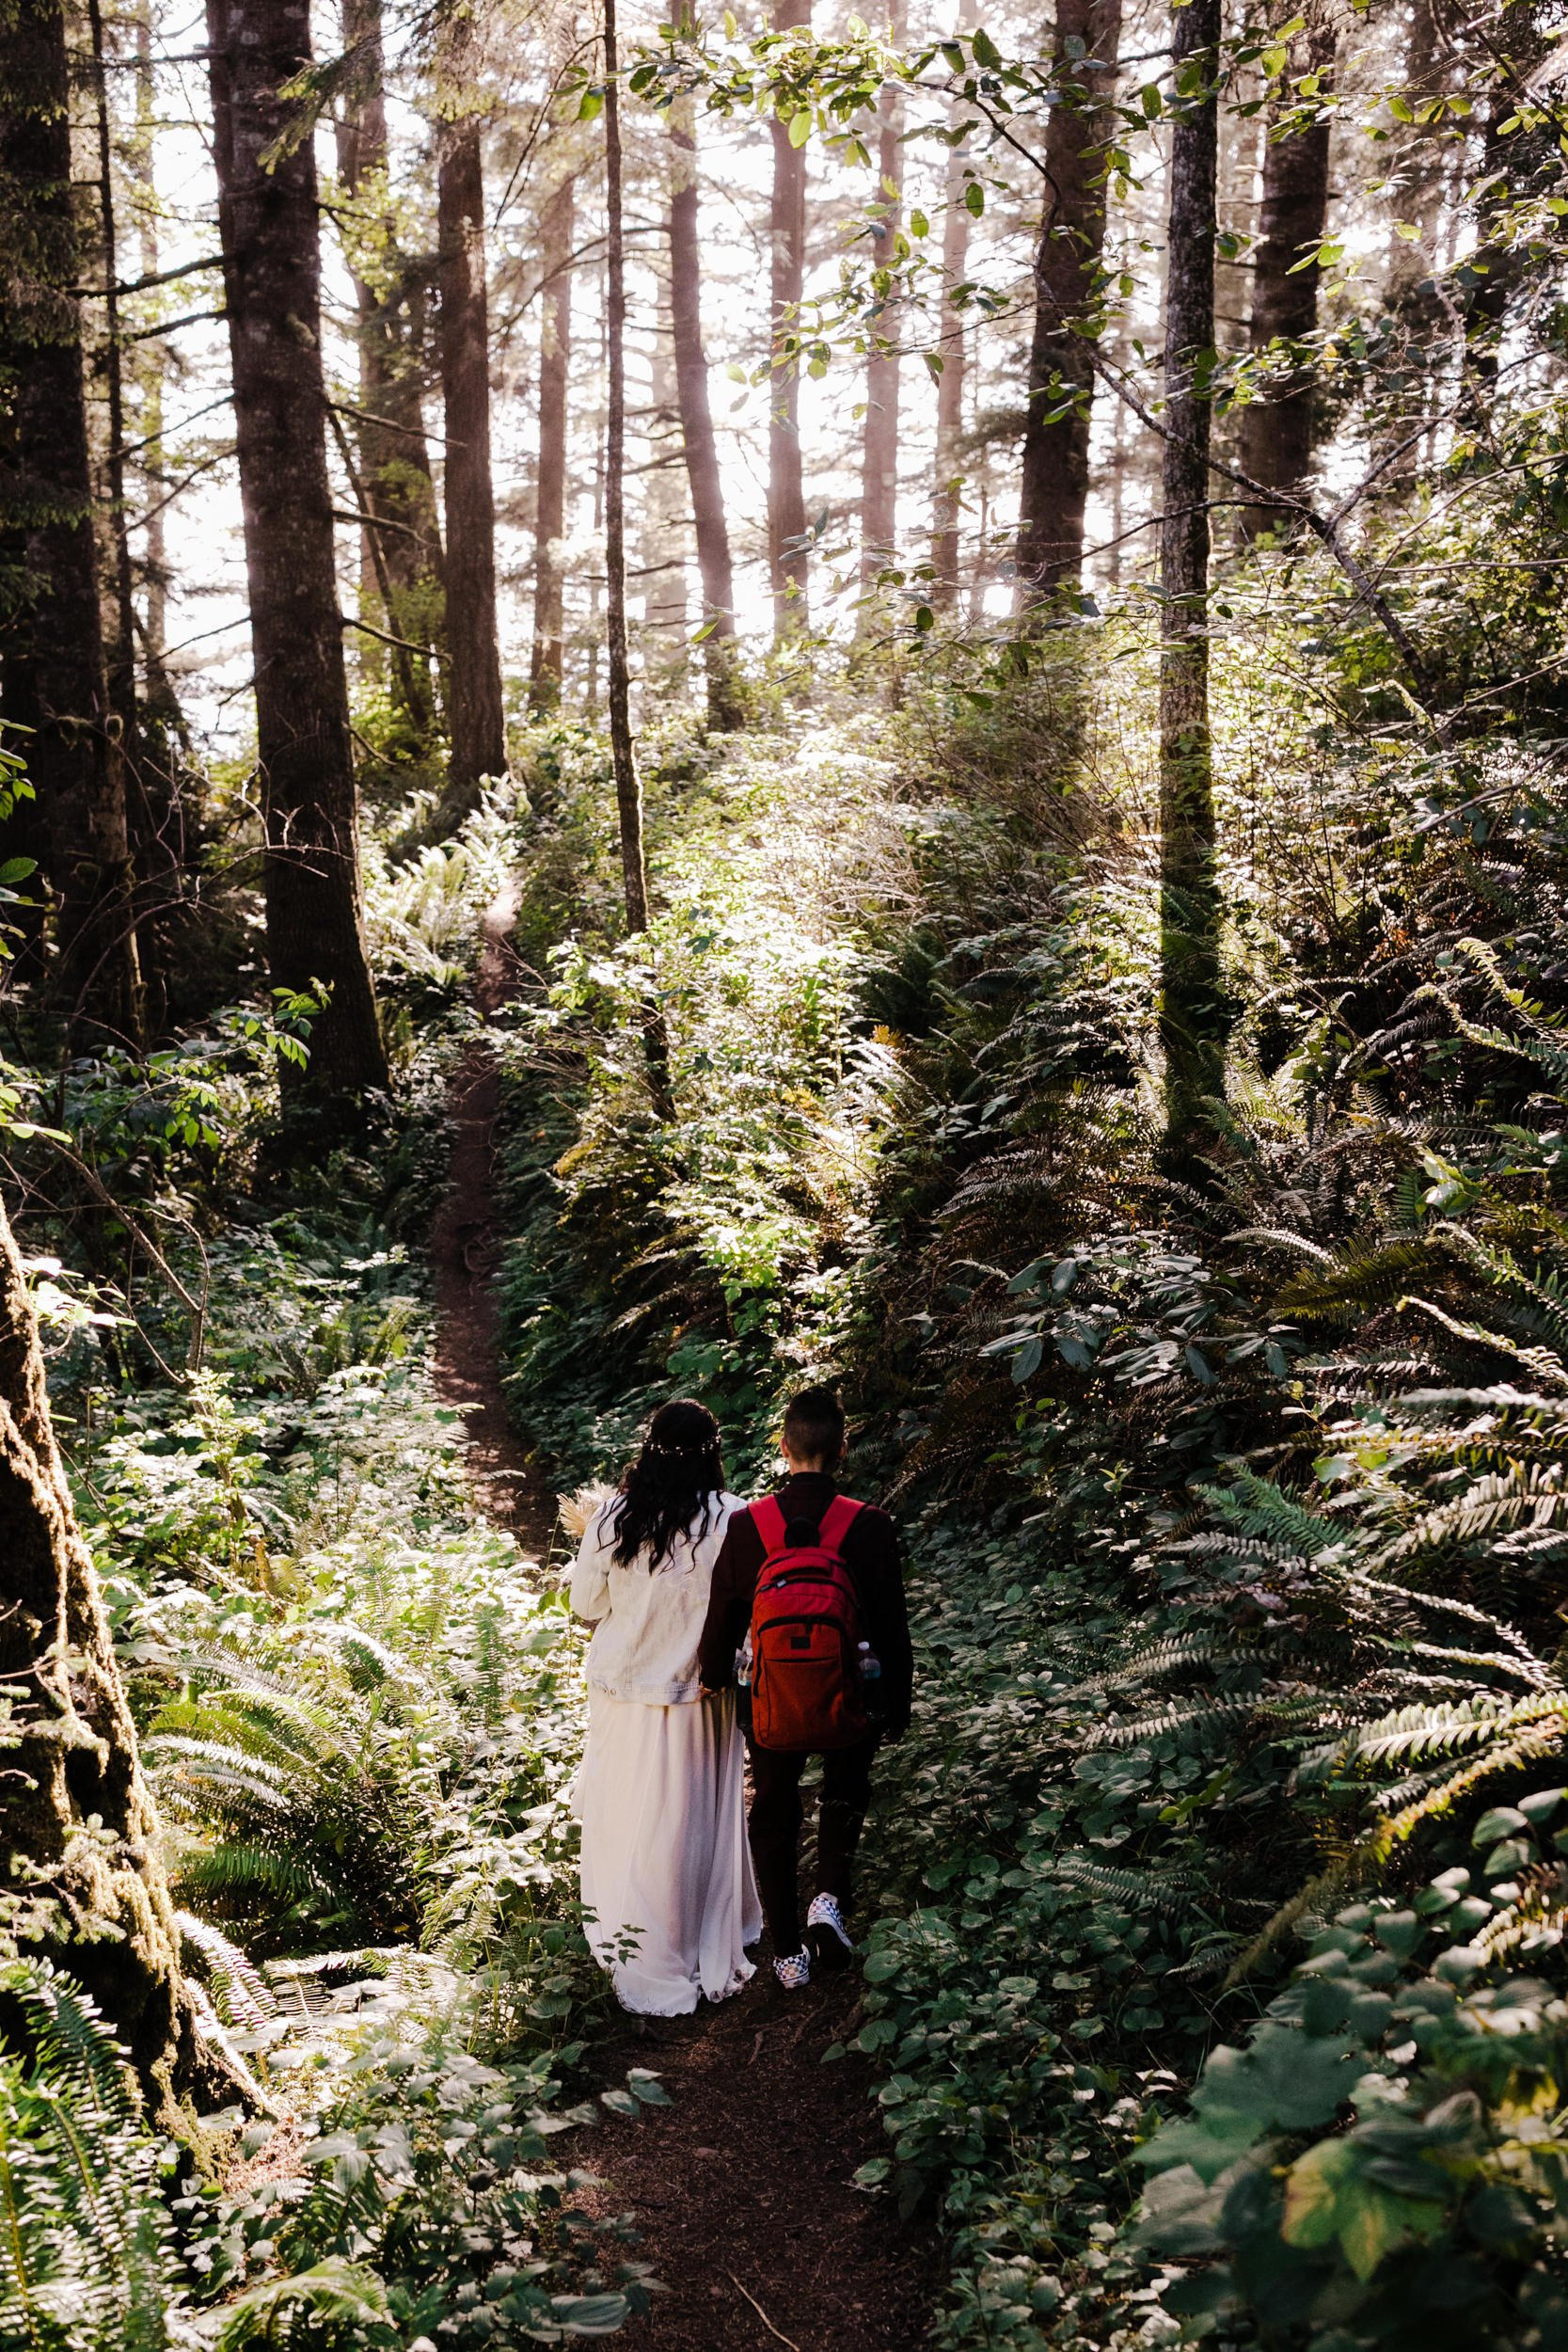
609, 1398, 726, 1569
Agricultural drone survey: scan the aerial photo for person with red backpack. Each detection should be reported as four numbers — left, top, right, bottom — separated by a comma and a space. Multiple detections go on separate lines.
697, 1386, 912, 1990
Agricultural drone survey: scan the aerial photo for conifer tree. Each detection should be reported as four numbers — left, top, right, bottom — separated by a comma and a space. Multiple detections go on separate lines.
1015, 0, 1121, 600
0, 0, 144, 1044
207, 0, 388, 1109
436, 0, 507, 806
1238, 0, 1335, 532
767, 0, 811, 638
1158, 0, 1227, 1161
670, 90, 742, 726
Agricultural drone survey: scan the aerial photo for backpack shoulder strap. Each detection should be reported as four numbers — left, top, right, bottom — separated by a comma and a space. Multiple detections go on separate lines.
751, 1496, 790, 1556
816, 1495, 863, 1556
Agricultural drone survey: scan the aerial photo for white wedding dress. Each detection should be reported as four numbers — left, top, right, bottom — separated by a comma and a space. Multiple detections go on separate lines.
570, 1491, 762, 2015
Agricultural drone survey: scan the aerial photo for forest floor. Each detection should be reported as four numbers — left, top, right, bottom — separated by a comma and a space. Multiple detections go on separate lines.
426, 882, 935, 2352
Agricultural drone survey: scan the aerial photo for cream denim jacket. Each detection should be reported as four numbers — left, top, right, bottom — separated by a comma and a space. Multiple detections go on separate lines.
571, 1490, 744, 1706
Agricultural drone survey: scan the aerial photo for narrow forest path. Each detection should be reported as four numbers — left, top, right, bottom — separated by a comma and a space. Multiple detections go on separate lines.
427, 887, 936, 2352
429, 885, 556, 1553
589, 1968, 935, 2352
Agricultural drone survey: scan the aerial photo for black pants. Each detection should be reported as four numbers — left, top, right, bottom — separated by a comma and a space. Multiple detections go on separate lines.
747, 1737, 876, 1957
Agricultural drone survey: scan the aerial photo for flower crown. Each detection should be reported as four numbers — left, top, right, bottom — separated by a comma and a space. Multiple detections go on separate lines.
644, 1435, 712, 1458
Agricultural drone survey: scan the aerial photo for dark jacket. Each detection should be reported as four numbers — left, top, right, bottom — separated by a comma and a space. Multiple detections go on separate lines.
697, 1471, 913, 1739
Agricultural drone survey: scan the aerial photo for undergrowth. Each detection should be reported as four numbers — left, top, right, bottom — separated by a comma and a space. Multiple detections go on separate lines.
1, 784, 660, 2348
491, 540, 1568, 2351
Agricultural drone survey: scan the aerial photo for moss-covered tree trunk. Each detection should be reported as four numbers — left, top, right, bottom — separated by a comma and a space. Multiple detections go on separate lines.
0, 1190, 211, 2121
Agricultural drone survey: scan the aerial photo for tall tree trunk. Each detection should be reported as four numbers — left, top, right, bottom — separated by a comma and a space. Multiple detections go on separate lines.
0, 0, 143, 1044
530, 166, 574, 713
1159, 0, 1226, 1164
670, 93, 742, 727
206, 0, 388, 1110
1465, 1, 1544, 396
858, 1, 904, 613
86, 0, 138, 774
336, 0, 440, 734
128, 0, 185, 1034
1237, 0, 1335, 534
0, 1188, 217, 2120
1016, 0, 1122, 602
436, 11, 507, 810
604, 0, 673, 1117
135, 0, 168, 674
930, 2, 974, 614
767, 0, 810, 639
643, 272, 689, 652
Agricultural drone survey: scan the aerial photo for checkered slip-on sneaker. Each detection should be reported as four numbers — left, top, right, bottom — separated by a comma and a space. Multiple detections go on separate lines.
772, 1946, 812, 1991
805, 1893, 853, 1971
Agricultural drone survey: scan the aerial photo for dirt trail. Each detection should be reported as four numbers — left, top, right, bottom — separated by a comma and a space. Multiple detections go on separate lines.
591, 1941, 935, 2352
429, 886, 556, 1554
429, 885, 934, 2352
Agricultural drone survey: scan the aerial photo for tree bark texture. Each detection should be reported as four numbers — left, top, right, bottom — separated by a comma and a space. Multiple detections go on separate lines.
604, 0, 646, 935
337, 0, 442, 735
930, 7, 974, 613
0, 1188, 212, 2121
858, 2, 905, 605
530, 167, 574, 713
1237, 0, 1335, 533
768, 0, 810, 638
1465, 2, 1545, 395
670, 97, 742, 728
1159, 0, 1227, 1162
605, 0, 673, 1118
1016, 0, 1122, 600
206, 0, 388, 1106
87, 0, 139, 783
436, 28, 507, 805
642, 276, 689, 647
0, 0, 143, 1041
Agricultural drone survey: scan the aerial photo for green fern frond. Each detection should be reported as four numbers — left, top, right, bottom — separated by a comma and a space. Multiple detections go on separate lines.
175, 1913, 279, 2027
1275, 1238, 1438, 1322
147, 1739, 292, 1810
1338, 1696, 1505, 1766
1085, 1697, 1262, 1750
1376, 1465, 1568, 1564
1053, 1856, 1205, 1915
1228, 1718, 1568, 1983
1196, 1466, 1340, 1556
176, 1841, 327, 1908
1099, 1633, 1242, 1689
214, 2257, 393, 2348
1402, 1295, 1568, 1393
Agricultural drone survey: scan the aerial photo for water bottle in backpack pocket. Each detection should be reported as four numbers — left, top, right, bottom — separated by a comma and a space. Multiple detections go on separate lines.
747, 1494, 870, 1752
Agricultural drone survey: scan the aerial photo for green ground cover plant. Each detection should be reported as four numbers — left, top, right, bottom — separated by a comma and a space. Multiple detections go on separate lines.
0, 790, 662, 2349
486, 534, 1568, 2349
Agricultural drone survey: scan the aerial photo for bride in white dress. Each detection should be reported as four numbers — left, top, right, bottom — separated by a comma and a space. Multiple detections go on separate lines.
569, 1399, 762, 2015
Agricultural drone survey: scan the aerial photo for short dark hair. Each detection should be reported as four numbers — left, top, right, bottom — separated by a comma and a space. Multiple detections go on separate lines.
782, 1385, 845, 1466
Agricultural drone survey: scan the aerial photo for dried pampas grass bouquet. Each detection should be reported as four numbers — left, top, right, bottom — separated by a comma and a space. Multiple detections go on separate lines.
558, 1480, 615, 1546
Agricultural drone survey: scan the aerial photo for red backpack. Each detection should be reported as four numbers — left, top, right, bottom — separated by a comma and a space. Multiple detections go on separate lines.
748, 1494, 869, 1753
